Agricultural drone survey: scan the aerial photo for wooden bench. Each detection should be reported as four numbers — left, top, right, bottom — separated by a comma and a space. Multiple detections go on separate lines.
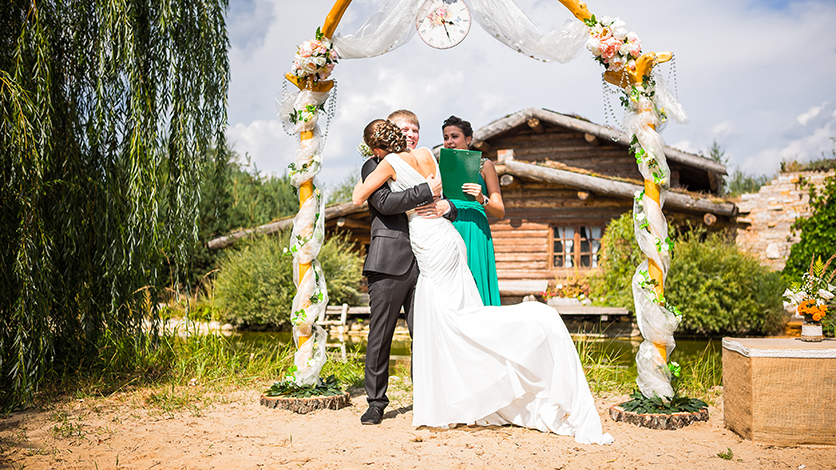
317, 304, 371, 327
319, 303, 629, 324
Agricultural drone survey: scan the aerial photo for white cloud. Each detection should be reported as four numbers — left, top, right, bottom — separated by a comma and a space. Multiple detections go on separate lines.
226, 120, 292, 175
741, 103, 836, 173
711, 122, 735, 140
670, 140, 700, 154
797, 103, 827, 126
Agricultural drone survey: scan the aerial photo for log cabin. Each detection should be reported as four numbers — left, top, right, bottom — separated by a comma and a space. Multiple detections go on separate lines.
209, 108, 736, 302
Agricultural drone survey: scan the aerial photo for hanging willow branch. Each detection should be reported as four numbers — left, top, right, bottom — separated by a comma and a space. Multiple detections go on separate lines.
0, 0, 229, 410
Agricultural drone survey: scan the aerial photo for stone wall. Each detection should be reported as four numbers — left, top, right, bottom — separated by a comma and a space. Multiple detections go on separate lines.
735, 170, 834, 271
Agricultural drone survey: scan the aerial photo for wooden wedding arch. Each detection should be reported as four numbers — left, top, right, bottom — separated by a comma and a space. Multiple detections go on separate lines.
283, 0, 683, 401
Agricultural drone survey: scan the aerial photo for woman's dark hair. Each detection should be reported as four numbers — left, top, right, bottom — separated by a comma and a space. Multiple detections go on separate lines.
442, 115, 473, 138
364, 119, 407, 153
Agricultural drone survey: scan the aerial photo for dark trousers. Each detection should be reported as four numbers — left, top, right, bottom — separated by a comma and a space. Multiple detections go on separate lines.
364, 260, 418, 410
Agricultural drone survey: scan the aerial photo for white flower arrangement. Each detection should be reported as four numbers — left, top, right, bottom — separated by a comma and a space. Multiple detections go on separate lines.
357, 142, 373, 158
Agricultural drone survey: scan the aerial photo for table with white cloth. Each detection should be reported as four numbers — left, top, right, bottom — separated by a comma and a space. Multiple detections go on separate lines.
722, 337, 836, 446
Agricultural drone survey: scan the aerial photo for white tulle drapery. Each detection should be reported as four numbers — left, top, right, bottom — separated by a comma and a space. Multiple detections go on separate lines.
275, 87, 333, 386
334, 0, 589, 62
620, 66, 689, 400
469, 0, 588, 63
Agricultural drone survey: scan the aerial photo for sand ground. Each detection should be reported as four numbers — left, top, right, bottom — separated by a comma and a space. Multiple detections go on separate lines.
1, 384, 834, 470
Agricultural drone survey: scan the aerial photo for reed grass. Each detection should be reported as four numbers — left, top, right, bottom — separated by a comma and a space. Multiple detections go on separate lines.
35, 324, 721, 416
37, 322, 365, 415
576, 337, 722, 404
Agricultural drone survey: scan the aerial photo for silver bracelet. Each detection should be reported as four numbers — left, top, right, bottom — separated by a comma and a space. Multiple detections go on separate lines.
481, 195, 489, 206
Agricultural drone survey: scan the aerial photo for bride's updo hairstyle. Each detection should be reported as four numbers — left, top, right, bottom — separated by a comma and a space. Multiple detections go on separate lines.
364, 119, 407, 154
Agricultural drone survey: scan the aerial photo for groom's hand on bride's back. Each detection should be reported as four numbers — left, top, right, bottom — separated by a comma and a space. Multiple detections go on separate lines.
415, 198, 451, 219
427, 173, 442, 197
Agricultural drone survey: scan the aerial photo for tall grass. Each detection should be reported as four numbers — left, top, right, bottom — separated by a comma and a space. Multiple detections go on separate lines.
576, 337, 722, 404
42, 324, 364, 413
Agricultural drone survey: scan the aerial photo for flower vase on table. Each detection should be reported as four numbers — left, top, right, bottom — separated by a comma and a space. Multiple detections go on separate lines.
783, 254, 835, 343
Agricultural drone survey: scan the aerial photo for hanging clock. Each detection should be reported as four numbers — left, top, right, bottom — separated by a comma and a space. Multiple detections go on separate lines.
416, 0, 471, 50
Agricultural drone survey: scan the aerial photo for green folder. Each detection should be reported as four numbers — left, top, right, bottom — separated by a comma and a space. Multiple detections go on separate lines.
439, 148, 482, 201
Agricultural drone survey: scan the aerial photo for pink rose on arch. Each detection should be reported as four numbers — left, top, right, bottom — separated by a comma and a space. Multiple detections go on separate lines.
599, 36, 621, 60
298, 41, 313, 58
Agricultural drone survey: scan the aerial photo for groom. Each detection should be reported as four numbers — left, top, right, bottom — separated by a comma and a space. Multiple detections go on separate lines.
360, 110, 456, 425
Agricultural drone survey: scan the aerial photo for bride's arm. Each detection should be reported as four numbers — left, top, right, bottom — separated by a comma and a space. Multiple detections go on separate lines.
357, 157, 436, 215
353, 159, 396, 205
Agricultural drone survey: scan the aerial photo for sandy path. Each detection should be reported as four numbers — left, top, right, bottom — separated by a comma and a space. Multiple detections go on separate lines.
1, 388, 833, 470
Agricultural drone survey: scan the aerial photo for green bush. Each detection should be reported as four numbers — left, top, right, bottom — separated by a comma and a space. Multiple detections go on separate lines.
590, 212, 646, 309
214, 231, 363, 329
782, 172, 836, 281
666, 230, 786, 335
591, 212, 786, 336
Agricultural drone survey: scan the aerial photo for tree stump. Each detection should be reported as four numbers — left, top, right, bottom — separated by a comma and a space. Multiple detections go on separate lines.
609, 404, 708, 430
260, 392, 351, 414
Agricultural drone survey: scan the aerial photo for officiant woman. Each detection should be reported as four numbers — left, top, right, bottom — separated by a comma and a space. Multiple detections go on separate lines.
442, 116, 504, 306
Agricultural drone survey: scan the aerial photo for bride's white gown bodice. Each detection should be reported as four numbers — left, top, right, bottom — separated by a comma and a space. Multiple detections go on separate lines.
386, 154, 613, 445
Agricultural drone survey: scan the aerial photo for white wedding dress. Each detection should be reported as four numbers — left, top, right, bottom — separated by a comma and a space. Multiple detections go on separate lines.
385, 154, 614, 445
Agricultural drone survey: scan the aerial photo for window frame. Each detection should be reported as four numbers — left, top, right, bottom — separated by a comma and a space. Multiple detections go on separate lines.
549, 223, 604, 270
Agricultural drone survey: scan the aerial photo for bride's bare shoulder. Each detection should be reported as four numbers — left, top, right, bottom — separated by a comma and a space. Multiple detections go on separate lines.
414, 147, 436, 163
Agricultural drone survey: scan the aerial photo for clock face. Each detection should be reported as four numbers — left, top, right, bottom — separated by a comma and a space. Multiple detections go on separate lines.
416, 0, 471, 50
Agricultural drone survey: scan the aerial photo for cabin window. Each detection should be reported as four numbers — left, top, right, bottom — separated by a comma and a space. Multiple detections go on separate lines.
551, 225, 603, 268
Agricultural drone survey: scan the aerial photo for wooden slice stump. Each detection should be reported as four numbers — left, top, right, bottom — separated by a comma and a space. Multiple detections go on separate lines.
609, 404, 708, 430
260, 392, 351, 414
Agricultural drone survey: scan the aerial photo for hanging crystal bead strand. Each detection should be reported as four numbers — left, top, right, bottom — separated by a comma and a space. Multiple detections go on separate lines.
601, 74, 623, 142
321, 80, 338, 148
667, 54, 680, 102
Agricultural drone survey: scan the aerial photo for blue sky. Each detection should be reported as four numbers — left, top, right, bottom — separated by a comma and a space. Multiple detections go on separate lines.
225, 0, 836, 192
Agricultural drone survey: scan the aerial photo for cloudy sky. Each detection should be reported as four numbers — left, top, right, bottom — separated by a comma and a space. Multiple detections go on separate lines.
226, 0, 836, 192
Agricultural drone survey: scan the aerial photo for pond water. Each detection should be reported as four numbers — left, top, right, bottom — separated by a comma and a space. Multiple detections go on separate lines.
234, 331, 722, 377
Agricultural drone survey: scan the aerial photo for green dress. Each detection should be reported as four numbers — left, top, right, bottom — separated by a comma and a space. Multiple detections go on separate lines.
451, 172, 501, 306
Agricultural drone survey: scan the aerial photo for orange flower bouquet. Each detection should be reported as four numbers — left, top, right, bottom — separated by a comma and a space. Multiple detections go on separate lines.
783, 255, 835, 340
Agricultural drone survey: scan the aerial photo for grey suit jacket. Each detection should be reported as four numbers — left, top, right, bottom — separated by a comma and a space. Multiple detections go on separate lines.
362, 156, 456, 276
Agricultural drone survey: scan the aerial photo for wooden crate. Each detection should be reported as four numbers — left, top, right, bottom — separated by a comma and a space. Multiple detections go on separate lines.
722, 337, 836, 446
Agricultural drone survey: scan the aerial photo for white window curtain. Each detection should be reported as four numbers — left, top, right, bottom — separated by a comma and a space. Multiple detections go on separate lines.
563, 226, 574, 268
590, 226, 602, 268
333, 0, 589, 63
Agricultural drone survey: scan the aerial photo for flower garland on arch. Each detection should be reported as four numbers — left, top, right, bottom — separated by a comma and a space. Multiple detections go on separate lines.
583, 13, 688, 401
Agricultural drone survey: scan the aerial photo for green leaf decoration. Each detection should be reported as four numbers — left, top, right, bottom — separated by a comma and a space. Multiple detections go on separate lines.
620, 389, 707, 415
265, 375, 343, 398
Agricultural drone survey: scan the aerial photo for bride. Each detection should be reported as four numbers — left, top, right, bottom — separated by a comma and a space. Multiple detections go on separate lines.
353, 119, 613, 445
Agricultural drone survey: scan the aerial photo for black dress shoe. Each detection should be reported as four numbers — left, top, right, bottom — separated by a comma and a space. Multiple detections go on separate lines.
361, 406, 384, 425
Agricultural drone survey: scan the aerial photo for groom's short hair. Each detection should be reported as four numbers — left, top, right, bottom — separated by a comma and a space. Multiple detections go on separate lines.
387, 109, 420, 129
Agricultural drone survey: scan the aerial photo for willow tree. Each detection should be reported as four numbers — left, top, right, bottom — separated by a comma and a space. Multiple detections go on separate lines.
0, 0, 229, 409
